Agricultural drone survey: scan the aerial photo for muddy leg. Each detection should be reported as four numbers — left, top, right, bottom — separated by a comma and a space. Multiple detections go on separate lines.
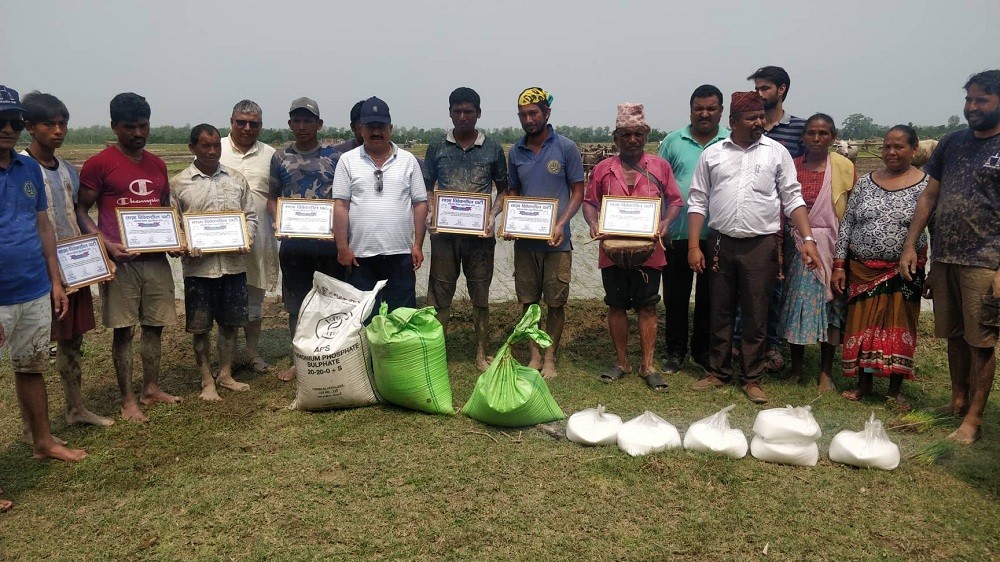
194, 332, 220, 402
113, 326, 146, 422
59, 337, 113, 426
217, 325, 249, 392
139, 325, 181, 406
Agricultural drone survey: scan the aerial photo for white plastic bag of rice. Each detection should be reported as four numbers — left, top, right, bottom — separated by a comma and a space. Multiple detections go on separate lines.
750, 436, 820, 466
752, 405, 822, 443
683, 405, 748, 459
565, 405, 622, 446
616, 411, 682, 456
829, 413, 900, 470
290, 274, 386, 411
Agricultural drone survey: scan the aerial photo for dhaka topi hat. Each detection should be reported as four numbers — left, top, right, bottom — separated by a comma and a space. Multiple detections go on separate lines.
518, 87, 553, 107
730, 91, 764, 115
615, 103, 648, 130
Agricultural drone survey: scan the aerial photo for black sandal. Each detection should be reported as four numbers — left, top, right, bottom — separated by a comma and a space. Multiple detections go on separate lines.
599, 366, 629, 383
641, 370, 669, 392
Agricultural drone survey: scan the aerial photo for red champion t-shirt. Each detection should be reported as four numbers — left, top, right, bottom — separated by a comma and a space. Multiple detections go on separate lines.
79, 146, 170, 245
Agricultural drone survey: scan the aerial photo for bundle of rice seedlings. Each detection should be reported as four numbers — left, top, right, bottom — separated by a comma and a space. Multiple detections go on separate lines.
888, 411, 949, 433
907, 439, 956, 465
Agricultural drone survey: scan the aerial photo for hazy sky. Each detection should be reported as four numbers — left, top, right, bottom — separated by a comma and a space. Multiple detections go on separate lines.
3, 0, 998, 133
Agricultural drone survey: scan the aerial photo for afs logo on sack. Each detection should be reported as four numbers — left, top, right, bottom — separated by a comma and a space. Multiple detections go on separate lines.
315, 312, 350, 339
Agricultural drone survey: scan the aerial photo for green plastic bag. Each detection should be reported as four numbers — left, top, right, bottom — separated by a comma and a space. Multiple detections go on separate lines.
366, 302, 454, 415
461, 304, 565, 427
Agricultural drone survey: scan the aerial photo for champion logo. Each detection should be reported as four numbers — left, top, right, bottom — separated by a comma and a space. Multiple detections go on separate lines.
129, 178, 155, 197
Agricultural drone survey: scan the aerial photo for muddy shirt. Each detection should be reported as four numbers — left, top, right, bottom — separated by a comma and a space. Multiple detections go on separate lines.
925, 129, 1000, 268
268, 144, 340, 201
424, 130, 507, 195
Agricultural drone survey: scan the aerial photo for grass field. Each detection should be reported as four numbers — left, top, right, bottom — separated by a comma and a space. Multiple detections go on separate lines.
0, 295, 997, 561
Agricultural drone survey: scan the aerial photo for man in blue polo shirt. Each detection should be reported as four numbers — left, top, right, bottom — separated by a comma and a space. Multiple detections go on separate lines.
506, 87, 585, 378
659, 84, 729, 374
0, 86, 87, 491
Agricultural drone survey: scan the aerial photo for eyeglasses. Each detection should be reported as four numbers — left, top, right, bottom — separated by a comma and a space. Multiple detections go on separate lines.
0, 118, 25, 132
233, 119, 261, 129
374, 169, 383, 193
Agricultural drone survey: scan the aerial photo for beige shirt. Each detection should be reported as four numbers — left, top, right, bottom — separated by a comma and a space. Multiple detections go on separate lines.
170, 162, 258, 279
220, 136, 277, 290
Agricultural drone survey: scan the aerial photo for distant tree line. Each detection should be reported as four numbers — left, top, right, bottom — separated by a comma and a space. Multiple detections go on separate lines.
839, 113, 966, 141
59, 124, 670, 145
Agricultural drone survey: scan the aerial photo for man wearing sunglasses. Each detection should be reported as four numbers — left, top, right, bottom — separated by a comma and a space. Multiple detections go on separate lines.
0, 85, 88, 478
333, 96, 428, 312
266, 97, 342, 382
220, 100, 277, 377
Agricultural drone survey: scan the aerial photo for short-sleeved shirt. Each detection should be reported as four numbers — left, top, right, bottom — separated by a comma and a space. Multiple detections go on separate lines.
584, 154, 684, 269
170, 163, 259, 278
508, 125, 585, 252
659, 125, 729, 240
331, 143, 427, 257
765, 112, 806, 159
78, 146, 170, 249
268, 144, 340, 201
21, 150, 81, 241
0, 151, 51, 305
424, 130, 508, 195
925, 129, 1000, 268
221, 136, 278, 291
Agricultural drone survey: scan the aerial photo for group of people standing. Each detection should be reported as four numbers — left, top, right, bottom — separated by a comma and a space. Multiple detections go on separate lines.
0, 66, 998, 511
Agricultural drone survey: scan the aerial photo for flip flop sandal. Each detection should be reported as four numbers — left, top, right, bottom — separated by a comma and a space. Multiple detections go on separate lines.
641, 370, 669, 393
599, 366, 629, 383
249, 356, 271, 373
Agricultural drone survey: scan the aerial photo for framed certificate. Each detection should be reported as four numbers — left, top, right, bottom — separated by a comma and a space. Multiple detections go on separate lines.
183, 212, 250, 253
499, 196, 559, 240
116, 207, 183, 252
275, 198, 335, 239
56, 234, 114, 290
432, 191, 490, 236
598, 196, 661, 237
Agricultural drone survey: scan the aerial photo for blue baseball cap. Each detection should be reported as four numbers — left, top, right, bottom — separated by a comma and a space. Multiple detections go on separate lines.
359, 96, 391, 125
0, 85, 24, 114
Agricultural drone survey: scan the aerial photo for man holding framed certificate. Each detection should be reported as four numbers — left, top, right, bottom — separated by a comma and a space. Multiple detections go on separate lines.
77, 92, 183, 422
171, 124, 258, 402
21, 90, 114, 431
423, 87, 508, 371
266, 96, 342, 382
506, 87, 585, 378
583, 103, 683, 392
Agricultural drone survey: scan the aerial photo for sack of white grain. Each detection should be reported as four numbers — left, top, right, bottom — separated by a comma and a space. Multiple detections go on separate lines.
828, 412, 900, 470
749, 436, 820, 466
616, 411, 682, 457
683, 405, 748, 459
752, 405, 822, 442
289, 273, 385, 411
565, 405, 622, 446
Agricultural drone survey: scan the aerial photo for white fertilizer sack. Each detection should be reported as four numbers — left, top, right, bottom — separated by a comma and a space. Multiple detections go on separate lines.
565, 405, 622, 446
752, 405, 822, 443
683, 405, 748, 459
829, 413, 900, 470
750, 436, 820, 466
290, 274, 386, 411
616, 411, 682, 457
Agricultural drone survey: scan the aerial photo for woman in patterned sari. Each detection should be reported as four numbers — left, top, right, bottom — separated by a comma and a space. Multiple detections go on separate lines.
778, 114, 855, 393
832, 125, 929, 411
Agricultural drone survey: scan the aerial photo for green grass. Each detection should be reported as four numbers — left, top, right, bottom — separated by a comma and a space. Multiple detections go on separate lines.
0, 298, 997, 560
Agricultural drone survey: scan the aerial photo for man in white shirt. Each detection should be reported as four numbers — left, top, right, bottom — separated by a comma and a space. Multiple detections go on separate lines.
687, 91, 820, 403
332, 97, 428, 311
220, 99, 276, 375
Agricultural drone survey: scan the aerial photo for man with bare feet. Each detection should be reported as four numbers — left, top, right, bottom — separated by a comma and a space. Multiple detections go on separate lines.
171, 124, 257, 401
268, 97, 343, 381
77, 92, 182, 422
19, 91, 115, 435
505, 87, 585, 378
220, 100, 277, 376
423, 87, 508, 371
0, 85, 88, 473
901, 69, 1000, 445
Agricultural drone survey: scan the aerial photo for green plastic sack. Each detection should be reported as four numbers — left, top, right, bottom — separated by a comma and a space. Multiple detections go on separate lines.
366, 302, 454, 415
461, 304, 565, 427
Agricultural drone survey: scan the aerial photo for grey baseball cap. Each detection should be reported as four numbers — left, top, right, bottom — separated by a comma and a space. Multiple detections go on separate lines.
289, 97, 320, 118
